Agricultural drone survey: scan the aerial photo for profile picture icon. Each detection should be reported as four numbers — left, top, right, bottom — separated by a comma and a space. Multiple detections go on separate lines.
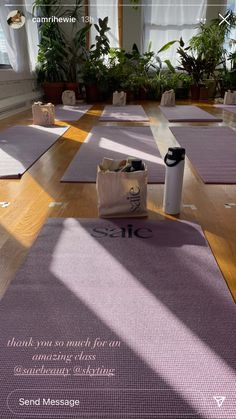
7, 10, 25, 29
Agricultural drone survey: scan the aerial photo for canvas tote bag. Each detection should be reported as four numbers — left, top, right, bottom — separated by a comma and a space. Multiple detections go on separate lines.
96, 160, 147, 218
32, 102, 55, 126
112, 91, 127, 106
223, 90, 236, 105
160, 89, 175, 106
62, 90, 76, 105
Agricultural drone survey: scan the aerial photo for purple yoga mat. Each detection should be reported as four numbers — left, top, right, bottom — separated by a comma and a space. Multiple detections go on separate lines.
160, 105, 222, 122
99, 105, 149, 121
61, 126, 165, 183
170, 126, 236, 183
55, 104, 92, 121
0, 218, 235, 418
0, 125, 69, 178
214, 104, 236, 114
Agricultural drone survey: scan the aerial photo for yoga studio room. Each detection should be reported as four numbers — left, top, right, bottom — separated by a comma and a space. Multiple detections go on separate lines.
0, 0, 236, 417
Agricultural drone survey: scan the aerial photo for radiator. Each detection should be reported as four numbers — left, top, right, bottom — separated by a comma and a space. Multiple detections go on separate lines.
0, 91, 42, 120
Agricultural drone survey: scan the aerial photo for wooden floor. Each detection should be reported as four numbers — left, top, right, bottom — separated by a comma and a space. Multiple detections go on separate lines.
0, 101, 235, 301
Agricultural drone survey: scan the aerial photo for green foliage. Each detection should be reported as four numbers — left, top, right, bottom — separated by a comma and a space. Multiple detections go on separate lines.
65, 25, 91, 82
81, 17, 111, 86
33, 0, 83, 83
90, 17, 111, 59
177, 47, 208, 85
129, 0, 140, 10
157, 40, 179, 54
164, 59, 175, 73
189, 11, 236, 78
36, 38, 67, 82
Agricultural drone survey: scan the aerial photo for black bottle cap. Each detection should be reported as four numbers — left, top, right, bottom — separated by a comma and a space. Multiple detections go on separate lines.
130, 159, 143, 170
167, 147, 185, 161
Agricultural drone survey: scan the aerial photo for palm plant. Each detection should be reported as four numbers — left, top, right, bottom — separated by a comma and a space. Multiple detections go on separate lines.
189, 11, 236, 82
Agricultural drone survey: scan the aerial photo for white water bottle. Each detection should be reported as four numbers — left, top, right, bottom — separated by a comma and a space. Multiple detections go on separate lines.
163, 147, 185, 215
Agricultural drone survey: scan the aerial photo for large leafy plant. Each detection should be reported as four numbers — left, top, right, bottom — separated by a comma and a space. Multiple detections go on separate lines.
189, 11, 236, 79
81, 17, 111, 86
33, 0, 83, 83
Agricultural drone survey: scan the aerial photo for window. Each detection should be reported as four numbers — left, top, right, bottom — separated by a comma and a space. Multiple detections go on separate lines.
0, 23, 11, 67
142, 0, 207, 66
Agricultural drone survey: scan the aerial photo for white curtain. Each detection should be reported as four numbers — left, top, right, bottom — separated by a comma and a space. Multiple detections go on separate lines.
89, 0, 119, 48
0, 0, 38, 73
23, 0, 39, 72
227, 1, 236, 54
0, 0, 29, 72
142, 0, 207, 67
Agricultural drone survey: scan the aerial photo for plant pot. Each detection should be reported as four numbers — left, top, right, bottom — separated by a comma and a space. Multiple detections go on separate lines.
190, 85, 200, 100
204, 79, 216, 98
85, 83, 101, 102
175, 87, 189, 99
139, 87, 148, 100
65, 82, 80, 99
199, 86, 209, 101
43, 82, 65, 104
125, 90, 134, 102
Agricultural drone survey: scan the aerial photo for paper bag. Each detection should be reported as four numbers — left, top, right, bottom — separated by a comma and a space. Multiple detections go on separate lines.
160, 89, 175, 106
112, 91, 127, 106
62, 90, 76, 105
32, 102, 55, 126
96, 159, 147, 218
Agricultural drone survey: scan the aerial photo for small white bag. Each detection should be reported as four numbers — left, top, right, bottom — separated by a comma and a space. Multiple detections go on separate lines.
113, 91, 127, 106
62, 90, 76, 105
96, 158, 147, 218
32, 102, 55, 126
160, 89, 175, 107
223, 90, 236, 105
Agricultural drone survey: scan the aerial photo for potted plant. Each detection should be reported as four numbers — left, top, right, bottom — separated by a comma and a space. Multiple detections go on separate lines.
174, 73, 192, 99
81, 17, 111, 102
64, 25, 91, 99
36, 38, 67, 103
189, 12, 236, 98
33, 0, 82, 103
177, 42, 212, 100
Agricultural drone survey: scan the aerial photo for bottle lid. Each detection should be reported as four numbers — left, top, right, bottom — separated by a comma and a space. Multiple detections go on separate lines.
130, 159, 142, 171
167, 147, 185, 161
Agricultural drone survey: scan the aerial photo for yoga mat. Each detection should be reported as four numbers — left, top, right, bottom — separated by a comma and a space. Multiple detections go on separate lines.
170, 126, 236, 183
160, 105, 222, 122
0, 218, 235, 418
55, 104, 92, 121
0, 125, 69, 178
61, 126, 165, 183
99, 105, 149, 121
214, 104, 236, 114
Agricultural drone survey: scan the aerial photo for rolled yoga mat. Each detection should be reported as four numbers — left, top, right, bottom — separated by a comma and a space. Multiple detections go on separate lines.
55, 104, 92, 121
0, 125, 69, 178
61, 125, 165, 183
0, 218, 235, 418
99, 105, 149, 121
170, 126, 236, 183
160, 105, 222, 122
